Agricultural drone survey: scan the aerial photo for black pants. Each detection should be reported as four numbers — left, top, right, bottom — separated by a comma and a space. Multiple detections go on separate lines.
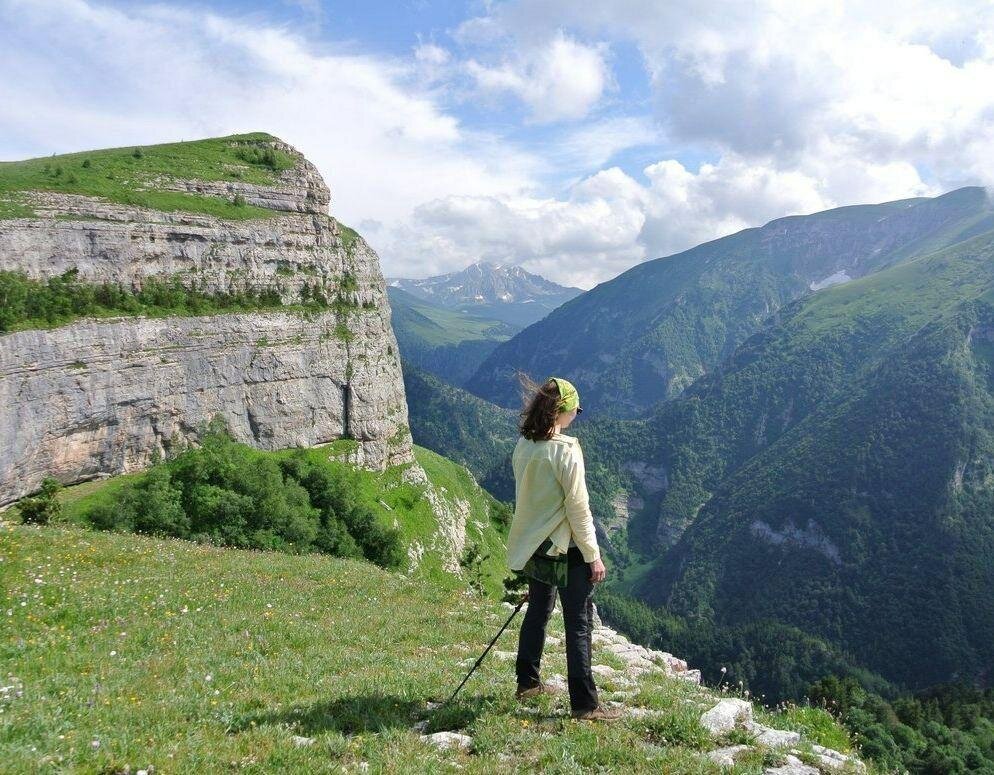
515, 547, 598, 713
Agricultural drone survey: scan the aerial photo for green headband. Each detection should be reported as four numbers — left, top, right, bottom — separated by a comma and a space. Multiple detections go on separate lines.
550, 377, 580, 413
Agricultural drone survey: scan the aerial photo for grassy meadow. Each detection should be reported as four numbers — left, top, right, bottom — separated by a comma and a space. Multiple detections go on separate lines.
0, 133, 293, 220
1, 519, 868, 774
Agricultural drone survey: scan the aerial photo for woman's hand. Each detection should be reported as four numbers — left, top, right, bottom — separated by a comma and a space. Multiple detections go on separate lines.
589, 558, 606, 583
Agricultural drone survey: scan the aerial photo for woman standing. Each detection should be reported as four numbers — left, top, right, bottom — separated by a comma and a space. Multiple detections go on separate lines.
506, 374, 621, 722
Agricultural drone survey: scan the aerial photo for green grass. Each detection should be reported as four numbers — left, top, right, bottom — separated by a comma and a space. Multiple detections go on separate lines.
0, 520, 864, 774
387, 287, 517, 348
0, 192, 34, 218
0, 133, 294, 220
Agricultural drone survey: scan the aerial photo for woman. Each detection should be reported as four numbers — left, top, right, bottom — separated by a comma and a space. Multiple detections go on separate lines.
506, 373, 621, 722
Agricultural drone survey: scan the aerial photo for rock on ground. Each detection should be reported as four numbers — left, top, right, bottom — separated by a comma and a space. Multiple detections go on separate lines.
708, 744, 752, 766
422, 731, 473, 751
700, 698, 753, 734
763, 754, 820, 774
748, 721, 801, 747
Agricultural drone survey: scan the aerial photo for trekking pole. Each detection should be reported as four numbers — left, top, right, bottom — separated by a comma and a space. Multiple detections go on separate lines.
442, 591, 528, 708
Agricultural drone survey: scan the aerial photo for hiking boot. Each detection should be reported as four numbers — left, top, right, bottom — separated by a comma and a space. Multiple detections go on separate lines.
515, 682, 561, 700
571, 704, 623, 722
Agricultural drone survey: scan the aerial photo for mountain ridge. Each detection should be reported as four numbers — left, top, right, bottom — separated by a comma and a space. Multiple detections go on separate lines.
389, 260, 583, 327
466, 186, 994, 417
607, 224, 994, 690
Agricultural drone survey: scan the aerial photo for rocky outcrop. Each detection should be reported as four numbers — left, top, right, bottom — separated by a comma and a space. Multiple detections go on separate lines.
1, 194, 357, 305
0, 136, 412, 505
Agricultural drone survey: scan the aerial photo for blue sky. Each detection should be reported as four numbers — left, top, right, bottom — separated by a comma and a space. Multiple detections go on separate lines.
2, 0, 993, 287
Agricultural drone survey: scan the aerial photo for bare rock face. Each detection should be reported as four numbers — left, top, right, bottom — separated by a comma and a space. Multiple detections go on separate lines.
0, 137, 412, 505
1, 196, 359, 305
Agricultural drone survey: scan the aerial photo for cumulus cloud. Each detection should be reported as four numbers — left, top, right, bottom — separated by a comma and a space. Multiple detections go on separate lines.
390, 142, 939, 289
464, 31, 612, 123
385, 0, 991, 286
466, 0, 994, 191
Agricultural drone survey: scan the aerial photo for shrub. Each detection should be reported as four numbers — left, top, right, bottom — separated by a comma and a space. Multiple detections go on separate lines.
490, 500, 512, 529
459, 539, 490, 596
502, 571, 528, 603
233, 193, 246, 207
234, 145, 282, 171
82, 425, 404, 569
18, 477, 63, 525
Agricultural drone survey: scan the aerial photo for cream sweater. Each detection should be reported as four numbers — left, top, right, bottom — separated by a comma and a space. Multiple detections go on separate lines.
506, 432, 601, 570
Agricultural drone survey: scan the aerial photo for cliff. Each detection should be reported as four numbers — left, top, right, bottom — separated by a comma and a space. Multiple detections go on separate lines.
0, 133, 412, 505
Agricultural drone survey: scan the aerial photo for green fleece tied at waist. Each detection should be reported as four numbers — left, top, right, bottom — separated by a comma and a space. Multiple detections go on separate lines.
550, 376, 580, 413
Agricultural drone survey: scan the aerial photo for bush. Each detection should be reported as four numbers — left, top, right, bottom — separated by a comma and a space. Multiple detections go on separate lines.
18, 477, 63, 525
234, 146, 282, 171
501, 571, 528, 603
489, 500, 512, 529
278, 451, 404, 567
233, 193, 246, 207
459, 539, 490, 596
82, 424, 404, 569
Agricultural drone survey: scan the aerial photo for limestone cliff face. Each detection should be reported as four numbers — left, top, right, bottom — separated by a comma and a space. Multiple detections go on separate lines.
0, 137, 412, 506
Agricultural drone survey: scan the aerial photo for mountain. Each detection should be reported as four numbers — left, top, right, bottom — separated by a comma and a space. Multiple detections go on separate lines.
609, 224, 994, 692
388, 260, 583, 327
388, 286, 520, 386
466, 187, 994, 417
401, 360, 518, 500
0, 133, 411, 505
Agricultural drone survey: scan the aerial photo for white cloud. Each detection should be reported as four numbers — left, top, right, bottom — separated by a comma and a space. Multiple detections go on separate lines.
464, 31, 611, 123
467, 0, 994, 193
377, 0, 992, 286
549, 115, 660, 174
389, 144, 941, 289
414, 43, 451, 66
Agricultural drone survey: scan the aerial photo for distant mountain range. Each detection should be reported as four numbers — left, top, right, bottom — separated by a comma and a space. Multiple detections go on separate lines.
387, 285, 519, 387
466, 187, 994, 417
403, 186, 994, 700
388, 260, 583, 328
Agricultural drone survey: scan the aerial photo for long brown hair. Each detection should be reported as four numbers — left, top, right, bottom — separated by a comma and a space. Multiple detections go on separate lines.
516, 370, 561, 441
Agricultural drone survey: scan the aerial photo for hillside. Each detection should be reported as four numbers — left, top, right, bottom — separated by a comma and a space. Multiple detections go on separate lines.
388, 286, 520, 386
466, 187, 994, 417
1, 519, 868, 774
600, 225, 994, 692
389, 261, 582, 328
0, 132, 411, 505
402, 361, 519, 501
